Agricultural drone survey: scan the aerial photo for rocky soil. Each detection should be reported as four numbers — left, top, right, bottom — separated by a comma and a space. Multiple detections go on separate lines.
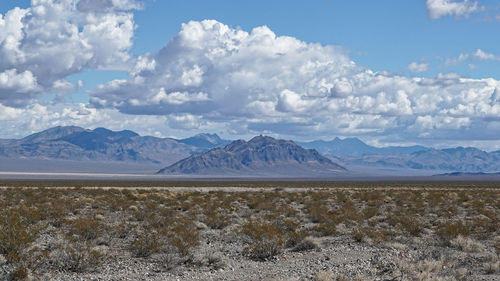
0, 183, 499, 281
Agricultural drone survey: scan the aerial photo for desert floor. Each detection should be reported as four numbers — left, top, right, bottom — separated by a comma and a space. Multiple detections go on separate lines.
0, 181, 499, 281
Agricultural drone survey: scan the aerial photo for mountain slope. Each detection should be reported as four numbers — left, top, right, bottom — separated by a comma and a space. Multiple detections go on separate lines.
0, 126, 197, 165
299, 137, 428, 157
329, 147, 500, 173
158, 136, 346, 176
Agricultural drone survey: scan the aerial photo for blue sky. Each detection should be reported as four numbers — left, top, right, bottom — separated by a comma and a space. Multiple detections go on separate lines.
132, 0, 500, 79
0, 0, 499, 150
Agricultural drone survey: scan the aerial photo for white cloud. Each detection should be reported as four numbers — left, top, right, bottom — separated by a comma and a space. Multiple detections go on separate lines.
86, 20, 500, 145
444, 49, 500, 66
407, 62, 429, 72
426, 0, 482, 19
0, 0, 137, 106
473, 49, 500, 61
445, 53, 469, 65
1, 14, 499, 148
167, 114, 203, 130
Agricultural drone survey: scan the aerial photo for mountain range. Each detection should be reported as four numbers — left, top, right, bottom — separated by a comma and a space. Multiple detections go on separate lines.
0, 126, 499, 176
0, 126, 228, 166
298, 137, 429, 157
330, 147, 500, 174
158, 136, 345, 176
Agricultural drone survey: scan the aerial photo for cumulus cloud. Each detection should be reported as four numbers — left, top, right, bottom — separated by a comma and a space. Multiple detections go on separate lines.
87, 20, 500, 145
0, 0, 138, 106
407, 62, 429, 73
426, 0, 482, 19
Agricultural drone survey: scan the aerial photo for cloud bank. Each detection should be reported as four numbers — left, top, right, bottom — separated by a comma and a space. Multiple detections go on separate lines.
87, 20, 500, 144
0, 0, 138, 106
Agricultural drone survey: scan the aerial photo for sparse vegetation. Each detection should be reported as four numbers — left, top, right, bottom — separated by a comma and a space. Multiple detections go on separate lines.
0, 181, 498, 280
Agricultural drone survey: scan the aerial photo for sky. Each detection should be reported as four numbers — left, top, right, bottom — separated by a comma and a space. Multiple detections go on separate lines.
0, 0, 500, 150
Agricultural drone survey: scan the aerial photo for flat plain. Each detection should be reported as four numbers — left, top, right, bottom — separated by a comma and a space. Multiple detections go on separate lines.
0, 181, 499, 281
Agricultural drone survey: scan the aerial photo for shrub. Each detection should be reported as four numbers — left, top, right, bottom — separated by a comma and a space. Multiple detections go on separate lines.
129, 231, 163, 258
293, 237, 319, 252
0, 209, 35, 263
312, 222, 337, 237
399, 216, 422, 237
168, 221, 200, 257
450, 235, 484, 253
437, 221, 471, 241
49, 241, 102, 273
352, 230, 364, 243
241, 220, 284, 261
68, 216, 102, 241
203, 208, 230, 229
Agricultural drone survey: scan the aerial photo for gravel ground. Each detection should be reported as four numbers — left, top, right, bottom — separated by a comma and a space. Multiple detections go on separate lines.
1, 186, 499, 281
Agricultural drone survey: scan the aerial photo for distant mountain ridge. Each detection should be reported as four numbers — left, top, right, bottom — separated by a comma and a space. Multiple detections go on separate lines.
158, 136, 346, 176
330, 146, 500, 173
1, 126, 499, 175
178, 133, 231, 150
0, 126, 227, 165
298, 137, 429, 157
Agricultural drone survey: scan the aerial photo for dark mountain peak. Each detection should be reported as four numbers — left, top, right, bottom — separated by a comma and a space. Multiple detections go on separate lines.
93, 127, 112, 134
58, 128, 141, 150
224, 139, 247, 152
22, 126, 86, 143
158, 135, 346, 176
248, 135, 285, 145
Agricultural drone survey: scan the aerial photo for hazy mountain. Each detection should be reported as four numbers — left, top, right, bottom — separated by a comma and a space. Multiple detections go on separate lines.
1, 126, 498, 175
330, 147, 500, 173
0, 126, 197, 165
178, 133, 230, 150
298, 137, 428, 157
158, 136, 346, 176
